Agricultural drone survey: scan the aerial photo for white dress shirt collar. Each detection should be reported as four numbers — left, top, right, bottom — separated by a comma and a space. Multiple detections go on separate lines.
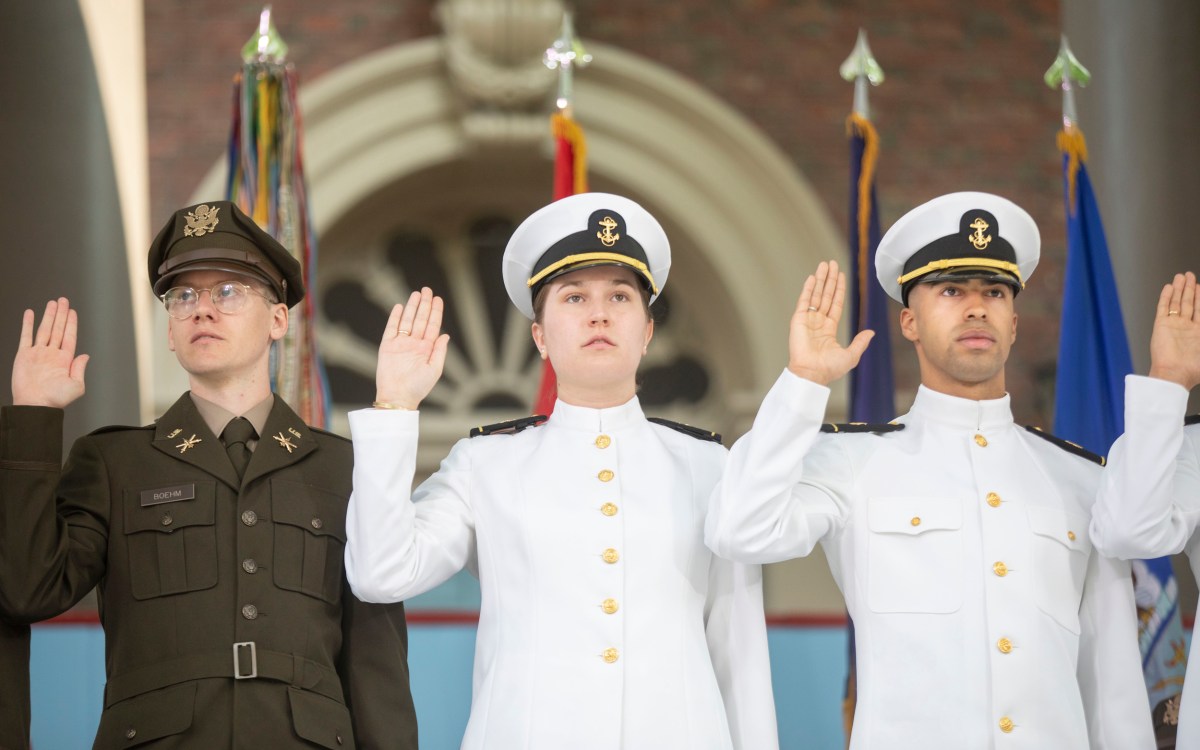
908, 384, 1013, 431
549, 396, 645, 433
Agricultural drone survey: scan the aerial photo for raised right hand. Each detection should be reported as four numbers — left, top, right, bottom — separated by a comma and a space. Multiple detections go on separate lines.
786, 260, 874, 386
1148, 271, 1200, 391
374, 287, 451, 410
12, 298, 90, 408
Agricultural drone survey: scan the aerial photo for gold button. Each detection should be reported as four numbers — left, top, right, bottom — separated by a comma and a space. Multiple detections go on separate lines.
602, 647, 620, 663
160, 514, 173, 527
241, 604, 258, 620
601, 598, 619, 614
602, 548, 620, 564
993, 561, 1008, 577
598, 469, 614, 482
975, 434, 988, 447
986, 492, 1001, 508
910, 516, 921, 527
241, 510, 258, 526
997, 637, 1013, 654
242, 559, 258, 574
125, 728, 137, 739
1067, 530, 1076, 541
999, 716, 1014, 733
311, 518, 323, 530
595, 435, 611, 449
601, 503, 618, 517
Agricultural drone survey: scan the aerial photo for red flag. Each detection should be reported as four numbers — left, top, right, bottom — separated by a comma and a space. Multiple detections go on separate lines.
533, 113, 589, 415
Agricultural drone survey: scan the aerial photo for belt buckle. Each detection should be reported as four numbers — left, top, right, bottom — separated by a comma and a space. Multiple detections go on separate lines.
233, 641, 258, 679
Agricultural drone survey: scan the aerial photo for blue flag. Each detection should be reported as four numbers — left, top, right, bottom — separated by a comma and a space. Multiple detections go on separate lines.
847, 114, 894, 424
1052, 127, 1184, 739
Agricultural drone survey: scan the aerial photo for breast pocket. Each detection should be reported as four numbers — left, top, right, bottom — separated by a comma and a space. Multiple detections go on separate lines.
123, 482, 218, 600
1027, 504, 1091, 634
867, 496, 964, 614
272, 479, 348, 604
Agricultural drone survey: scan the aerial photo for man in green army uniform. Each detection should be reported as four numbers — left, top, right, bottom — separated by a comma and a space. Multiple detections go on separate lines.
0, 201, 418, 748
0, 619, 30, 750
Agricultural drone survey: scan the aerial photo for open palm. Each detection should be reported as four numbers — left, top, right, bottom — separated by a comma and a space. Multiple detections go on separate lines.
12, 298, 90, 408
787, 260, 874, 386
374, 287, 451, 410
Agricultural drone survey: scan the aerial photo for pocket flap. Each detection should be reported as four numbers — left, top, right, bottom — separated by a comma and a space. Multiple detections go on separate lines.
868, 496, 962, 535
124, 482, 215, 534
288, 686, 355, 749
96, 682, 196, 747
271, 479, 348, 542
1027, 504, 1092, 553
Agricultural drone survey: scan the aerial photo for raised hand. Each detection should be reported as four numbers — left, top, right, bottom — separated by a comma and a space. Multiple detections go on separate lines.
1148, 271, 1200, 391
12, 298, 90, 408
786, 260, 874, 386
374, 287, 451, 410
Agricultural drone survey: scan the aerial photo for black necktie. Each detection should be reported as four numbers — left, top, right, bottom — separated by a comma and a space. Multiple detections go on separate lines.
221, 417, 256, 479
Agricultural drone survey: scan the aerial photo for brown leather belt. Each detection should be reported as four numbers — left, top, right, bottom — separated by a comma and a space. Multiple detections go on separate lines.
104, 642, 344, 707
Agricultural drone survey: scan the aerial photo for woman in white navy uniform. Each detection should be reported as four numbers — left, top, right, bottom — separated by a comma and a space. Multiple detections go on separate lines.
1091, 270, 1200, 743
343, 193, 778, 750
706, 193, 1153, 748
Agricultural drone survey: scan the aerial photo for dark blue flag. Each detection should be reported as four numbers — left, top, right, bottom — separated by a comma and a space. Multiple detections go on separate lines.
1052, 127, 1184, 740
847, 114, 894, 423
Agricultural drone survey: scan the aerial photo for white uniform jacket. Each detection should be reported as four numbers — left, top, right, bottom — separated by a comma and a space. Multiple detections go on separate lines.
345, 397, 778, 750
706, 370, 1153, 750
1091, 374, 1200, 744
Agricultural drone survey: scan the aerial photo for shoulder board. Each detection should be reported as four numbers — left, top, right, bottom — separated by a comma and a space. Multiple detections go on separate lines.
1186, 414, 1200, 426
646, 417, 722, 445
1023, 425, 1105, 466
820, 422, 904, 434
309, 426, 350, 443
88, 424, 152, 436
469, 415, 547, 438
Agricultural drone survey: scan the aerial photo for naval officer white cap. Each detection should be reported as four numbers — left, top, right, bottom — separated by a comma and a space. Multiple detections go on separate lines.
503, 192, 671, 319
875, 191, 1040, 305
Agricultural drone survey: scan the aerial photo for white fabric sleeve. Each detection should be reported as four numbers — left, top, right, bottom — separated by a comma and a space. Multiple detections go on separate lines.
704, 557, 779, 750
705, 369, 851, 564
344, 408, 475, 603
1090, 374, 1198, 559
1076, 552, 1156, 748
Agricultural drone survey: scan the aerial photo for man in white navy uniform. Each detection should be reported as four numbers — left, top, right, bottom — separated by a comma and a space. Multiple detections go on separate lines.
344, 193, 777, 749
1091, 270, 1200, 743
706, 192, 1153, 749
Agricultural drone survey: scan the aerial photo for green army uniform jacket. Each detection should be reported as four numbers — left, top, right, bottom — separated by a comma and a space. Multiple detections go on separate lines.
0, 617, 30, 750
0, 394, 418, 749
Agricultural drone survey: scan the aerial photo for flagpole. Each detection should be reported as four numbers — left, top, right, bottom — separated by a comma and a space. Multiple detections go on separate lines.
533, 11, 592, 416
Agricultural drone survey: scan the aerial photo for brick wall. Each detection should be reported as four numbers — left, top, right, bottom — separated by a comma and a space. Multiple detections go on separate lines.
146, 0, 1067, 425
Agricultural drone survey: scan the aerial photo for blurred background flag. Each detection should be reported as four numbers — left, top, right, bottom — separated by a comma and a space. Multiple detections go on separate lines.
226, 6, 330, 427
838, 29, 892, 748
1046, 36, 1184, 746
534, 10, 591, 416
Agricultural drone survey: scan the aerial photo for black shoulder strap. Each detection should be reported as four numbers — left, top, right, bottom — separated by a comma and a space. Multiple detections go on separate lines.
647, 417, 722, 445
469, 415, 548, 438
89, 424, 153, 436
1023, 425, 1106, 466
820, 422, 904, 434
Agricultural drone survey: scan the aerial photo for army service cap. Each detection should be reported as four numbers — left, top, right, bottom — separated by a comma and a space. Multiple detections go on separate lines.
503, 192, 671, 319
147, 200, 305, 308
875, 192, 1040, 305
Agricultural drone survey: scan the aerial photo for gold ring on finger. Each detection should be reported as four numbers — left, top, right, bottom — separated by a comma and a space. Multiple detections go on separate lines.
1168, 310, 1180, 316
398, 329, 412, 335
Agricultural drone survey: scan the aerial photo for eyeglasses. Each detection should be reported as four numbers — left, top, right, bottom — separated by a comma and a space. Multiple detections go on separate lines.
161, 281, 275, 320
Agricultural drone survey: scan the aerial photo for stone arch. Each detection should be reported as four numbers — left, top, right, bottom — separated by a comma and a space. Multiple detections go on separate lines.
174, 38, 846, 440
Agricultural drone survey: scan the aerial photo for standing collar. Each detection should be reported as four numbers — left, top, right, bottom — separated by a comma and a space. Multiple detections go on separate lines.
907, 384, 1013, 431
548, 396, 645, 432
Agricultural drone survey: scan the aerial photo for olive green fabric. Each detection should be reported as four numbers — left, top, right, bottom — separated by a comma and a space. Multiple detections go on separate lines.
0, 397, 417, 749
